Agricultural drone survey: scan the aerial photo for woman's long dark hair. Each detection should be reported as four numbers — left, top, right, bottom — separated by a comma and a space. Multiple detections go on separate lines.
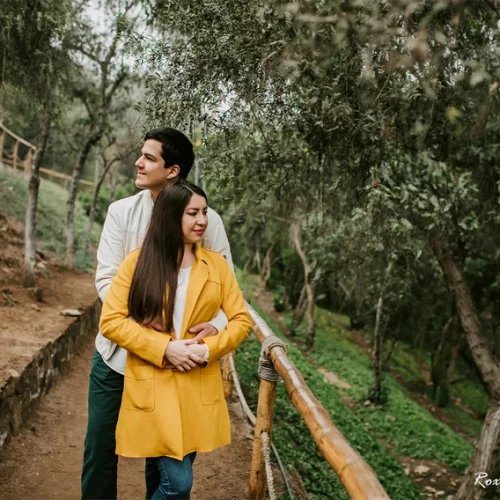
128, 180, 208, 332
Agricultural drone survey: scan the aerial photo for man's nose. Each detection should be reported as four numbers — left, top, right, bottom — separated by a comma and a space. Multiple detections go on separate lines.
135, 156, 143, 168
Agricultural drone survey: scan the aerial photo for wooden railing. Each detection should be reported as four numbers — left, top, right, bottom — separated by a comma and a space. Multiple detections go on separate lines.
0, 122, 95, 190
224, 303, 390, 500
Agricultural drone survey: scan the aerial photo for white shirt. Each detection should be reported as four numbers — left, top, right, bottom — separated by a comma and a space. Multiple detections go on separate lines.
173, 266, 192, 339
95, 189, 232, 374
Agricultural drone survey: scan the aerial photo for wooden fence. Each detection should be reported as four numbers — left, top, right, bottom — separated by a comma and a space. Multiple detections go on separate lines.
0, 122, 95, 190
223, 304, 390, 499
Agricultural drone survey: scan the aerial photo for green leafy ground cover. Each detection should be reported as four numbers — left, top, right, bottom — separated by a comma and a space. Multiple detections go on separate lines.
236, 272, 423, 499
309, 308, 474, 471
0, 170, 101, 270
235, 271, 482, 498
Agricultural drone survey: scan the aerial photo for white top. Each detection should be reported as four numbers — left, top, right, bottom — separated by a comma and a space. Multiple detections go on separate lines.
95, 189, 232, 374
173, 266, 192, 339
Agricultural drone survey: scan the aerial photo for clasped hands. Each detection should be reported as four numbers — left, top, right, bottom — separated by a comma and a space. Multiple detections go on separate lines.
145, 320, 216, 373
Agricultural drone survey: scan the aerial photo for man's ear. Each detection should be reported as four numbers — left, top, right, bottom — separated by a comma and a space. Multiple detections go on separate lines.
167, 164, 180, 179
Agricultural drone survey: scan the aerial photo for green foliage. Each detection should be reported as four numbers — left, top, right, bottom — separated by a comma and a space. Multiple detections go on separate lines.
312, 306, 474, 469
0, 170, 100, 270
0, 0, 74, 97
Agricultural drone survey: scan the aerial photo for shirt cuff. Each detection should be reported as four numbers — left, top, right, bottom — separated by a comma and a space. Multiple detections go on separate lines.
202, 345, 210, 362
208, 310, 228, 333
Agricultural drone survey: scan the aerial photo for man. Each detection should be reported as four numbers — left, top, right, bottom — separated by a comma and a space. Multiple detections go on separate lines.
81, 128, 232, 500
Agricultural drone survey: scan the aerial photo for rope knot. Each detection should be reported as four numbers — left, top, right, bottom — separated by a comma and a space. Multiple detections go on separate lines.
258, 335, 287, 382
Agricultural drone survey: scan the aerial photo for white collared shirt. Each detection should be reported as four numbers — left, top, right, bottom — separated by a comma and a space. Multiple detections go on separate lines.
95, 189, 231, 374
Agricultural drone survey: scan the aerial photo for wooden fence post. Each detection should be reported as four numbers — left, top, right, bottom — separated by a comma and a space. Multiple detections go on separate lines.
249, 339, 282, 500
222, 350, 235, 400
24, 149, 33, 177
12, 140, 19, 169
0, 132, 4, 162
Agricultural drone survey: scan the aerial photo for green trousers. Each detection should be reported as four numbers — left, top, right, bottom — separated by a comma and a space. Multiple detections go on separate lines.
81, 351, 163, 499
81, 350, 124, 499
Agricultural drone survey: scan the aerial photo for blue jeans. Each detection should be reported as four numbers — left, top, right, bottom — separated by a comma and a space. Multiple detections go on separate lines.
145, 452, 196, 500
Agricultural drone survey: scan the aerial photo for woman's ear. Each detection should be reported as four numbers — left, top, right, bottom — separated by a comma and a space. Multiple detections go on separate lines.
167, 164, 180, 179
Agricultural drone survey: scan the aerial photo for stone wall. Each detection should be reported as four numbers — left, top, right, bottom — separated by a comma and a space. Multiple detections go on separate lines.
0, 300, 100, 450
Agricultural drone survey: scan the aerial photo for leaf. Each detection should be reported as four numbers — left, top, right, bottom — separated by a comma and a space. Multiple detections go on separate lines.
430, 195, 439, 210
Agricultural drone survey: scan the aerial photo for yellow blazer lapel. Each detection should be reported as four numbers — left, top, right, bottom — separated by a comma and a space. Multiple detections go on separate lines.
181, 248, 209, 338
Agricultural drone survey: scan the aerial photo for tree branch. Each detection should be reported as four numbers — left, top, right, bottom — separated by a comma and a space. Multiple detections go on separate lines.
105, 68, 128, 106
72, 86, 95, 121
68, 42, 102, 65
483, 0, 500, 17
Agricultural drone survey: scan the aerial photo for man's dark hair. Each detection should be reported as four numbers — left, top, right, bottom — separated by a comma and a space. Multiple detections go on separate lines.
144, 127, 195, 179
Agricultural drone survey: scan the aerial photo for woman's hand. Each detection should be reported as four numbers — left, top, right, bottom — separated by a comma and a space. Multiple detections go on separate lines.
165, 339, 205, 372
188, 343, 209, 362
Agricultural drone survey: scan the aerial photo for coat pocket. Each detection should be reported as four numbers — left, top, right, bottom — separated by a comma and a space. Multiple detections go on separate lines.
200, 364, 223, 406
123, 364, 155, 411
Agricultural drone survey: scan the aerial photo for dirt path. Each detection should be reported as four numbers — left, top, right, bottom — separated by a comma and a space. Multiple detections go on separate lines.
0, 333, 254, 500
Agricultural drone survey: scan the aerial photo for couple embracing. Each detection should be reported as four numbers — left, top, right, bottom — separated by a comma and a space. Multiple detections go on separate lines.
81, 128, 251, 499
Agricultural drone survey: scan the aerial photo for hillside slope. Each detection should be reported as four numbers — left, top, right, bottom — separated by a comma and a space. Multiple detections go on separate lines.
235, 271, 479, 499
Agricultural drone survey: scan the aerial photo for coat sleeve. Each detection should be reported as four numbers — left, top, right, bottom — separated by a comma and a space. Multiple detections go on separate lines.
95, 203, 125, 303
202, 257, 251, 362
201, 208, 233, 332
99, 251, 172, 368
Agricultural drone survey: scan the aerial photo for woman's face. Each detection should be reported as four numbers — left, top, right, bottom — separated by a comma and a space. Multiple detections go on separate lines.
182, 193, 208, 244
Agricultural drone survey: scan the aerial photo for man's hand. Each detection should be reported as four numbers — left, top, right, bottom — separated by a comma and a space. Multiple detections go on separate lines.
188, 322, 218, 342
165, 339, 205, 372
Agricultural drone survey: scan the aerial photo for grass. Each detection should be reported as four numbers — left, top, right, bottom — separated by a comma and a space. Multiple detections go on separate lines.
236, 271, 423, 499
308, 307, 474, 471
0, 169, 101, 270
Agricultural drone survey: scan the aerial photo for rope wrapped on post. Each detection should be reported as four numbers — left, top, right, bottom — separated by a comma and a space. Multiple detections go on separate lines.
258, 335, 287, 382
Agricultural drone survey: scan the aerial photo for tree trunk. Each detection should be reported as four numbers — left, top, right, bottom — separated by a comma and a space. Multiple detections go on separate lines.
430, 236, 500, 398
23, 109, 51, 287
369, 259, 394, 405
454, 399, 500, 500
291, 220, 316, 349
243, 256, 252, 274
293, 284, 307, 325
109, 171, 118, 203
257, 243, 274, 293
430, 235, 500, 499
431, 316, 457, 407
447, 339, 461, 383
84, 157, 115, 253
65, 133, 101, 266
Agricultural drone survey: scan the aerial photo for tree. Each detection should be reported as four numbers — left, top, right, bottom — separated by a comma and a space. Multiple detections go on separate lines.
64, 0, 135, 266
0, 0, 75, 286
83, 128, 137, 253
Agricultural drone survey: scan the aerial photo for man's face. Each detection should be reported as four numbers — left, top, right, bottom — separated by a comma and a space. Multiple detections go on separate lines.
135, 139, 178, 197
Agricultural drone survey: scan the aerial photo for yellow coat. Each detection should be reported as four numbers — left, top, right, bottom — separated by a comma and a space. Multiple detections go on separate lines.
99, 246, 251, 459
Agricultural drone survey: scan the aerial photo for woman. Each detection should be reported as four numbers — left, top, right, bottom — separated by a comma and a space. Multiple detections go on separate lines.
99, 181, 251, 499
